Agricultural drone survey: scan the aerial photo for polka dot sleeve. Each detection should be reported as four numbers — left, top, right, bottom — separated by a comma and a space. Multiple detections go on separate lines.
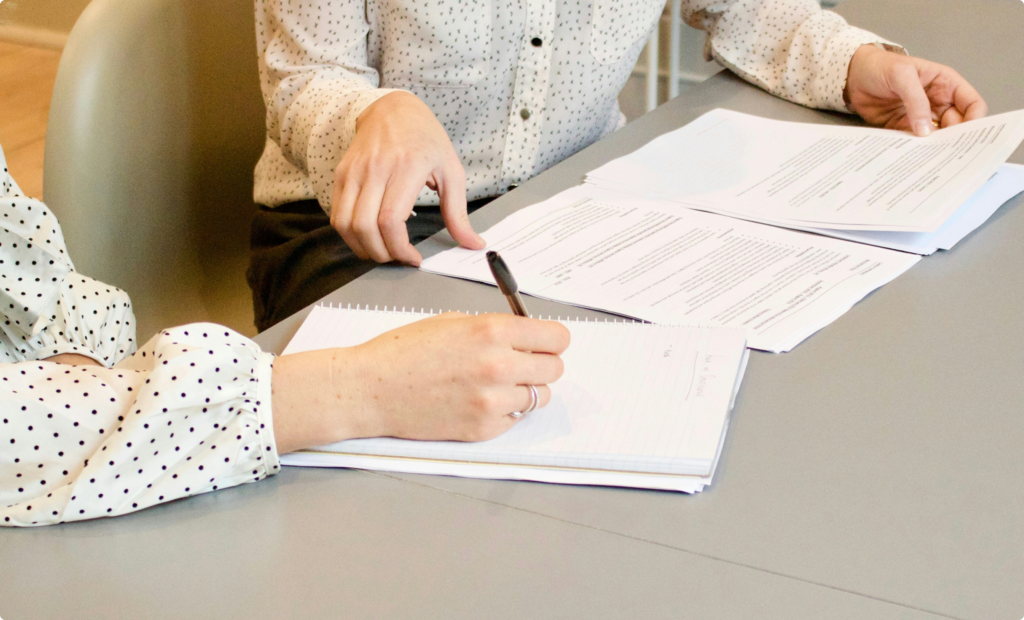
0, 324, 279, 527
691, 0, 903, 112
256, 0, 407, 213
0, 145, 137, 367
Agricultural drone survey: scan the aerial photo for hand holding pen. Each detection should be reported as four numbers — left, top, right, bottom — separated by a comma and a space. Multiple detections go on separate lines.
487, 250, 551, 418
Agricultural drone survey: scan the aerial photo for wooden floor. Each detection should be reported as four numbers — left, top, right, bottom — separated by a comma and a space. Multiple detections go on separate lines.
0, 41, 62, 200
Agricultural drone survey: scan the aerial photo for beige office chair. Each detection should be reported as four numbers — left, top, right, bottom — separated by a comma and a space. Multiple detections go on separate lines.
43, 0, 266, 341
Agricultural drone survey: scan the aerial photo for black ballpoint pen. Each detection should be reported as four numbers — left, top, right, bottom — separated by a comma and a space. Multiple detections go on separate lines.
486, 251, 530, 318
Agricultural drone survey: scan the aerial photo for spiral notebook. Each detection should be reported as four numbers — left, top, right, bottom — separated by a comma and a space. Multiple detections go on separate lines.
280, 305, 749, 493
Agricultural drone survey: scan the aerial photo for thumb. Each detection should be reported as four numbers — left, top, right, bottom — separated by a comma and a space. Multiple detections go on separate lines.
891, 62, 934, 137
437, 161, 486, 250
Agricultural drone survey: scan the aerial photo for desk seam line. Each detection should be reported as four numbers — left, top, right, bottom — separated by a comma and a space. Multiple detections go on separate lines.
370, 472, 965, 620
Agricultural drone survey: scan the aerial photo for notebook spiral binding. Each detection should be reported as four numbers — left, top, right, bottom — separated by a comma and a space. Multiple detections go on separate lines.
314, 301, 657, 325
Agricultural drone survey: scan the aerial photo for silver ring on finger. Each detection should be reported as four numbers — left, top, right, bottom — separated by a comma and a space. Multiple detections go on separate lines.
510, 384, 539, 418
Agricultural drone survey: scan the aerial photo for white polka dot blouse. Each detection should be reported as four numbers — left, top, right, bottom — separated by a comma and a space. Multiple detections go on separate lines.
0, 147, 280, 527
253, 0, 898, 212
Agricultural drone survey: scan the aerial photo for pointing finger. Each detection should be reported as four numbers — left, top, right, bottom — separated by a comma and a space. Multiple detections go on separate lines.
891, 62, 934, 137
436, 158, 486, 250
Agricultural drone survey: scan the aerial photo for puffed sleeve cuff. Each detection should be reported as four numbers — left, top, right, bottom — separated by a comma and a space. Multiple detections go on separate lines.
816, 26, 906, 113
1, 325, 279, 526
8, 272, 137, 367
255, 351, 281, 474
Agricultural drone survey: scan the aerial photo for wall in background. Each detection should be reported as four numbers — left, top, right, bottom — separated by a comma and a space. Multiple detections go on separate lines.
619, 0, 843, 121
0, 0, 93, 48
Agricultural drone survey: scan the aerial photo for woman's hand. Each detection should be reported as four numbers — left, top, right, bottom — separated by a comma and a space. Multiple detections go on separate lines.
845, 44, 987, 137
330, 91, 486, 266
271, 313, 570, 454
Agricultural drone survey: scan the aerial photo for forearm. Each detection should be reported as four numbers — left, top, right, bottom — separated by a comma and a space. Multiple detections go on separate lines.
270, 348, 385, 454
684, 0, 901, 111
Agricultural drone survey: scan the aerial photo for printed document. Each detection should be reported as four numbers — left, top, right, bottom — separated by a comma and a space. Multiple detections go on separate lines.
795, 163, 1024, 254
420, 186, 920, 352
586, 108, 1024, 233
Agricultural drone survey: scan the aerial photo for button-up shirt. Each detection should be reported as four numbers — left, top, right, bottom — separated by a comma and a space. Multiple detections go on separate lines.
254, 0, 895, 211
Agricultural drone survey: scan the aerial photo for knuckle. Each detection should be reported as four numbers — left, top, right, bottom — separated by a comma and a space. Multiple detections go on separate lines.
361, 156, 385, 179
377, 211, 404, 234
468, 391, 500, 416
333, 219, 353, 238
472, 315, 506, 344
334, 160, 349, 179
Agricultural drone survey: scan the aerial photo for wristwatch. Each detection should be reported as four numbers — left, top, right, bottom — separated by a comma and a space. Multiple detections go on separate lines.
872, 41, 907, 55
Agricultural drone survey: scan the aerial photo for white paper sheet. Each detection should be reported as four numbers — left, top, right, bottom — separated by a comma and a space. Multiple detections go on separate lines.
420, 185, 920, 352
586, 109, 1024, 233
589, 163, 1024, 255
280, 306, 750, 493
798, 163, 1024, 253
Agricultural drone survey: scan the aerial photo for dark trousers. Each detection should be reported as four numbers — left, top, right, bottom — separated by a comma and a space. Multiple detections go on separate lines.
247, 198, 491, 332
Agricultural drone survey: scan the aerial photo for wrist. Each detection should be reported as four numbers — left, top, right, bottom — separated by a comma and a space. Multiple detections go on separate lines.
271, 349, 379, 454
355, 90, 420, 131
845, 44, 885, 111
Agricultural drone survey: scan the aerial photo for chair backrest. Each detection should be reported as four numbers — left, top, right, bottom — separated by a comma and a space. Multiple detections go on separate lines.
43, 0, 265, 340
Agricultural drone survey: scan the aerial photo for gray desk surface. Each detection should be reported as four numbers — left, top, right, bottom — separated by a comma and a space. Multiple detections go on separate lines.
3, 0, 1022, 618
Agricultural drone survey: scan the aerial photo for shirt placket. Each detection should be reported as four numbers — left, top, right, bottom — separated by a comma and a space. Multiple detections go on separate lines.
498, 0, 556, 193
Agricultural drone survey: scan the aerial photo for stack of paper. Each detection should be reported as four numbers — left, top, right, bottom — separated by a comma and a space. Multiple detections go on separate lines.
281, 305, 750, 493
795, 163, 1024, 254
421, 185, 921, 353
586, 109, 1024, 253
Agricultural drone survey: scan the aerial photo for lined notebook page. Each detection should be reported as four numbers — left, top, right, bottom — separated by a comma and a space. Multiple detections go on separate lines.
284, 306, 747, 476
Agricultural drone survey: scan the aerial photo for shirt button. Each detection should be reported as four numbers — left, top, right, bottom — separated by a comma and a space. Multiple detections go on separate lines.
507, 183, 519, 191
520, 108, 531, 120
531, 37, 542, 47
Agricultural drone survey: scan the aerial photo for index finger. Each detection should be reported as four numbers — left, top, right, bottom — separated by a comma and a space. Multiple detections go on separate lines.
436, 158, 486, 250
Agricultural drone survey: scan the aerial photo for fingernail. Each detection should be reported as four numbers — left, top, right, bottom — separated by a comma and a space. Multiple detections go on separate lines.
913, 119, 932, 137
